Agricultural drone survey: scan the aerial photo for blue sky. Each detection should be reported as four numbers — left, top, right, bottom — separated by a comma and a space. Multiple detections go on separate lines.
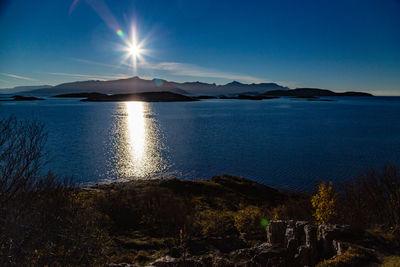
0, 0, 399, 95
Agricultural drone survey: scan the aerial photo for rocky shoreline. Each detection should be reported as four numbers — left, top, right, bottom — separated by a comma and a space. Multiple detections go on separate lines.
109, 220, 378, 267
94, 176, 397, 267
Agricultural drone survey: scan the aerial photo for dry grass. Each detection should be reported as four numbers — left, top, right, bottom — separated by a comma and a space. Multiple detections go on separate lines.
380, 256, 400, 267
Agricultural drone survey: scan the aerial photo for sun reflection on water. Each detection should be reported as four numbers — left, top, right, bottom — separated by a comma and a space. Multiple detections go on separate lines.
109, 101, 168, 181
126, 102, 145, 162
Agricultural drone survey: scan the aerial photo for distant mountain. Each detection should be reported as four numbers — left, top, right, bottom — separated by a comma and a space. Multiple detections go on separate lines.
262, 88, 373, 97
23, 77, 188, 95
0, 85, 53, 94
15, 77, 373, 98
22, 76, 289, 96
81, 91, 197, 102
173, 80, 289, 95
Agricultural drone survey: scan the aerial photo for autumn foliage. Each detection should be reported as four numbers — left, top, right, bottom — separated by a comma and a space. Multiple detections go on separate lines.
311, 181, 338, 224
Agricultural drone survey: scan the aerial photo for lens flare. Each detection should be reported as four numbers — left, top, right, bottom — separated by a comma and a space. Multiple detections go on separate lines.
116, 29, 125, 37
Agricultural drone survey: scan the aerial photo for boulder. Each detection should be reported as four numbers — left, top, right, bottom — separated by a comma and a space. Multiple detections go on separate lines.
267, 221, 287, 246
150, 255, 203, 267
304, 224, 318, 265
317, 224, 352, 258
150, 221, 356, 267
206, 236, 248, 253
266, 220, 353, 266
230, 243, 288, 266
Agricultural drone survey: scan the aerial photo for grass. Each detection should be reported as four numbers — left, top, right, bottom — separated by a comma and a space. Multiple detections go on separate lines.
381, 256, 400, 267
316, 244, 376, 267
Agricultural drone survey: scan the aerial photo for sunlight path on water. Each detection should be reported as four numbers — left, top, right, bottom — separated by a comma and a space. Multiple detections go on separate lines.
126, 102, 146, 163
111, 101, 169, 181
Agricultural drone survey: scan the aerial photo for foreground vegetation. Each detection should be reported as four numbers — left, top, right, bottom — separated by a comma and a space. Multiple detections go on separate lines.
1, 117, 399, 266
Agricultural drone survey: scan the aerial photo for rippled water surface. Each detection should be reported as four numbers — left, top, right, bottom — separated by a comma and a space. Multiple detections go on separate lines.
1, 97, 400, 190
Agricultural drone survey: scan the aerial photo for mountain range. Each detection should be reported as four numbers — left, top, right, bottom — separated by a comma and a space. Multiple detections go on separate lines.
0, 85, 53, 94
1, 76, 372, 97
11, 76, 290, 96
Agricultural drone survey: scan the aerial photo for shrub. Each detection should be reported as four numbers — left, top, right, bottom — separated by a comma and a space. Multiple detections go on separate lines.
196, 209, 236, 237
0, 117, 112, 266
271, 195, 313, 221
311, 181, 337, 224
1, 177, 112, 266
272, 204, 287, 220
0, 117, 47, 205
337, 165, 400, 229
234, 206, 268, 239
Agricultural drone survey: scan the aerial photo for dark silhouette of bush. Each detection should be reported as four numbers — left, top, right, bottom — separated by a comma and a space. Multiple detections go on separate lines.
271, 193, 313, 221
337, 165, 400, 229
0, 116, 47, 205
0, 117, 111, 266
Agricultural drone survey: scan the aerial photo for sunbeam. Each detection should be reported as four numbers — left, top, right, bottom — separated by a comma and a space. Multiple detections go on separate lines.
118, 25, 148, 74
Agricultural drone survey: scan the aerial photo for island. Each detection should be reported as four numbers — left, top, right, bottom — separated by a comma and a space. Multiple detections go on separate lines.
53, 92, 107, 98
262, 88, 373, 97
50, 88, 373, 103
0, 95, 45, 101
79, 91, 198, 102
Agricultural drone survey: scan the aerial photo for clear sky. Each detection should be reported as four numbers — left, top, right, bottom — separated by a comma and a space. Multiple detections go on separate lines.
0, 0, 399, 95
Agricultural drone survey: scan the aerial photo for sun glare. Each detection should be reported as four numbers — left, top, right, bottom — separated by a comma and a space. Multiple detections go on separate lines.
128, 42, 142, 58
119, 26, 148, 74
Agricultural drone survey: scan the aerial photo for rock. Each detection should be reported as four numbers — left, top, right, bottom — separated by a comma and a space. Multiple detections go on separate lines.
230, 243, 287, 266
252, 245, 287, 266
230, 247, 257, 262
284, 221, 309, 253
304, 224, 317, 248
184, 239, 211, 256
211, 256, 233, 267
304, 224, 318, 265
167, 247, 181, 258
206, 236, 247, 253
108, 263, 137, 267
295, 221, 309, 243
318, 224, 352, 258
294, 245, 310, 266
267, 221, 287, 246
332, 240, 345, 256
285, 226, 298, 252
266, 220, 354, 266
318, 224, 352, 241
151, 221, 356, 267
149, 255, 203, 267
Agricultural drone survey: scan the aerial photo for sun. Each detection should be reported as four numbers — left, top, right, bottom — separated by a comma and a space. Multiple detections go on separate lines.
128, 42, 142, 58
117, 26, 148, 74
